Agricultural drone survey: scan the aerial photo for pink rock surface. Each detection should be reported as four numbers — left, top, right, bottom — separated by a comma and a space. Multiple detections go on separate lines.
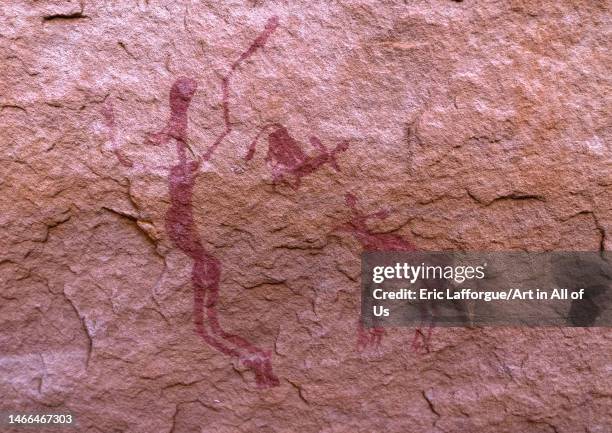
1, 1, 610, 432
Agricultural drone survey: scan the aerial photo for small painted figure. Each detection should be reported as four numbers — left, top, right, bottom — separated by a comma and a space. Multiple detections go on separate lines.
339, 193, 433, 353
245, 123, 349, 188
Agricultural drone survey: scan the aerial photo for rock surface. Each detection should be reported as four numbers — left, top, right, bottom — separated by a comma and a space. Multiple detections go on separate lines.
1, 1, 610, 432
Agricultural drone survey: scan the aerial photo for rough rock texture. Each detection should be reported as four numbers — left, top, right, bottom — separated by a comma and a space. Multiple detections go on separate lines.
1, 1, 611, 432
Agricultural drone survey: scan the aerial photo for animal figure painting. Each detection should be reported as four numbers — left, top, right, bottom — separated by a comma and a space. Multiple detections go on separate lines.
339, 193, 433, 353
245, 123, 349, 188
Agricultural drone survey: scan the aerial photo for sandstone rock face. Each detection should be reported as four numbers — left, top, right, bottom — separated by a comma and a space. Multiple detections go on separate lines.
1, 1, 610, 432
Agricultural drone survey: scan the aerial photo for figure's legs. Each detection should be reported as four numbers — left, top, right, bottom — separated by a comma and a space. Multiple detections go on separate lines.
206, 304, 262, 353
191, 264, 279, 387
411, 326, 433, 353
357, 322, 386, 351
205, 298, 279, 387
371, 326, 385, 346
193, 283, 239, 357
356, 322, 370, 350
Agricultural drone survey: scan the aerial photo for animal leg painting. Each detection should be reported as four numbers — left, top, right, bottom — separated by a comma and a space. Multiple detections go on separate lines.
356, 324, 385, 351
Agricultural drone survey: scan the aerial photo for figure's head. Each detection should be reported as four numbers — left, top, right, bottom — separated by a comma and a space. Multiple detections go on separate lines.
171, 77, 197, 100
169, 77, 197, 113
